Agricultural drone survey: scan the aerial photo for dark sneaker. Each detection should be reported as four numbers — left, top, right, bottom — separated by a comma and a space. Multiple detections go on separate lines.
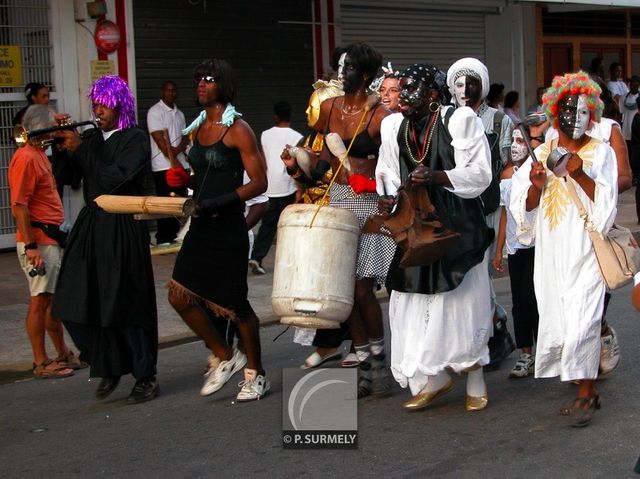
370, 353, 392, 397
126, 377, 159, 404
95, 376, 121, 399
357, 359, 373, 399
486, 308, 516, 371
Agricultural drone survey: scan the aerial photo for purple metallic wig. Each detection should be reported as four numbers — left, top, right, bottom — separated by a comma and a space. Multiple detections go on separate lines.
88, 75, 137, 129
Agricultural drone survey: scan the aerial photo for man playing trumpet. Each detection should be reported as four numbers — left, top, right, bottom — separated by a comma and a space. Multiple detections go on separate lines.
53, 75, 160, 404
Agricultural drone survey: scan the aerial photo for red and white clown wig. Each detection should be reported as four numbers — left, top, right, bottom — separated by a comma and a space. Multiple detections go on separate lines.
542, 70, 604, 129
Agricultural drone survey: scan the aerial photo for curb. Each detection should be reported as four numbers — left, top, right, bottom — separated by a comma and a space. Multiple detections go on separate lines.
0, 294, 390, 383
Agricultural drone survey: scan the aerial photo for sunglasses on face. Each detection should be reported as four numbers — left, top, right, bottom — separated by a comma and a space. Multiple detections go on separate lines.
196, 75, 217, 84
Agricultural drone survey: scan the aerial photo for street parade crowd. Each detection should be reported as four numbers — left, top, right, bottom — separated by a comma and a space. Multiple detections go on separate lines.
10, 43, 640, 428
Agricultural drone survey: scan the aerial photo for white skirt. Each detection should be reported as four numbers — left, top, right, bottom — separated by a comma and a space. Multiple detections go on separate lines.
389, 250, 493, 396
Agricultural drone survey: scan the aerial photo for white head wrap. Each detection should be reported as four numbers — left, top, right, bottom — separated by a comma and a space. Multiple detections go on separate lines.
446, 57, 490, 105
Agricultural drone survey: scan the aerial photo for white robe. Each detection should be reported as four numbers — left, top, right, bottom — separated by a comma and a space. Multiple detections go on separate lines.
376, 106, 493, 395
509, 138, 617, 381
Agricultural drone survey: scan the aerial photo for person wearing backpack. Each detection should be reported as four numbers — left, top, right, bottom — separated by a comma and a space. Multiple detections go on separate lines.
447, 58, 516, 371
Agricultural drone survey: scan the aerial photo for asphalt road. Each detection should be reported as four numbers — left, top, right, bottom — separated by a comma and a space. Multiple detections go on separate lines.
2, 282, 640, 478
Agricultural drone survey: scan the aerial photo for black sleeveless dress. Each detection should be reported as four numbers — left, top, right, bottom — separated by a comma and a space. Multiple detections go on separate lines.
170, 132, 253, 319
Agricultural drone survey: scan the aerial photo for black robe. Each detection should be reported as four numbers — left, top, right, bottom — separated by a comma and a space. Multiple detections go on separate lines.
53, 128, 158, 378
385, 111, 491, 295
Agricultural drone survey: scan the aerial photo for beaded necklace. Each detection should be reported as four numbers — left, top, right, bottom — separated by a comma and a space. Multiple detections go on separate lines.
403, 108, 440, 165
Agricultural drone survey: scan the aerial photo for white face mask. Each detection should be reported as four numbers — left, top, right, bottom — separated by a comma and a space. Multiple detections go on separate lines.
559, 94, 590, 140
453, 75, 466, 107
510, 130, 528, 163
337, 53, 347, 82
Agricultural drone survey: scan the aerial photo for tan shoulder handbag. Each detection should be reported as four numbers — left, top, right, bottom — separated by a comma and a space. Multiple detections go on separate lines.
564, 178, 640, 289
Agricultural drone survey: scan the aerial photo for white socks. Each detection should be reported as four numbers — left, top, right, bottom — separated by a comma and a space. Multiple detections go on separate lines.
466, 368, 487, 397
422, 370, 451, 393
370, 337, 384, 357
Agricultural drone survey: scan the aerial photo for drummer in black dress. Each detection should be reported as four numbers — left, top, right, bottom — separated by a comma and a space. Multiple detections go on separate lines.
167, 59, 270, 401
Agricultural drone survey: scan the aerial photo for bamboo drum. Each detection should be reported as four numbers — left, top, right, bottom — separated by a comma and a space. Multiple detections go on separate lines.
94, 195, 196, 216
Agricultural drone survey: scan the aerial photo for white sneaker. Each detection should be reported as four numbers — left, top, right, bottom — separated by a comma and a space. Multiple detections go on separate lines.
599, 327, 620, 376
509, 353, 535, 378
236, 369, 270, 402
200, 349, 247, 396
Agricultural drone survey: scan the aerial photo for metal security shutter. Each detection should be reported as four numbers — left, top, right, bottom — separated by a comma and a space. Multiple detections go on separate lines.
133, 0, 314, 140
339, 1, 492, 72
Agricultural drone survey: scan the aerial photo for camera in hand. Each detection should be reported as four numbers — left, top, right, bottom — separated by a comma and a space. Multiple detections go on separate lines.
28, 265, 46, 277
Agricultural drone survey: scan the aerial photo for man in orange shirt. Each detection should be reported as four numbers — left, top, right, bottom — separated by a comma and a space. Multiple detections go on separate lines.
8, 104, 81, 378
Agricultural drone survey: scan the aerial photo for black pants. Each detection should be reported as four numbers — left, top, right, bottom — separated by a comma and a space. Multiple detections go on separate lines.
628, 141, 639, 181
65, 322, 157, 380
153, 170, 188, 244
507, 248, 539, 349
250, 193, 296, 263
313, 323, 350, 348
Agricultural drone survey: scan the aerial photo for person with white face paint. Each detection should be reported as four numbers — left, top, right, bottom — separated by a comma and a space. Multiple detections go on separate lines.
544, 77, 632, 377
510, 71, 618, 427
376, 63, 493, 412
308, 42, 395, 398
491, 128, 539, 378
447, 58, 517, 372
447, 59, 513, 168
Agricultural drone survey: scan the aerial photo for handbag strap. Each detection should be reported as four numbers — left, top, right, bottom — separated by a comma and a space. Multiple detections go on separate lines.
562, 177, 597, 232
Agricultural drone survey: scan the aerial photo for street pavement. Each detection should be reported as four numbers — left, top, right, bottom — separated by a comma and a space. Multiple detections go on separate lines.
1, 190, 640, 476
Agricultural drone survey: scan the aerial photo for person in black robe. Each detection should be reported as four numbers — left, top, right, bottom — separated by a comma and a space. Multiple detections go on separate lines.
53, 75, 159, 404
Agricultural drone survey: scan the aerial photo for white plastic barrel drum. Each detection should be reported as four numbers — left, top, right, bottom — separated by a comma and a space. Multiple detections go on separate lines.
272, 204, 359, 329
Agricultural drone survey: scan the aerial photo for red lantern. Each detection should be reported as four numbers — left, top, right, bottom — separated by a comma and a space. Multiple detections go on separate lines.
94, 20, 121, 55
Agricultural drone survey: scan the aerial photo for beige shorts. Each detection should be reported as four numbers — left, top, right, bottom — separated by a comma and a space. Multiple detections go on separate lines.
17, 242, 62, 296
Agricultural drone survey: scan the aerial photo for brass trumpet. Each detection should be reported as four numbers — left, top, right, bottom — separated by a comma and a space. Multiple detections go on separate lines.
13, 119, 99, 148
